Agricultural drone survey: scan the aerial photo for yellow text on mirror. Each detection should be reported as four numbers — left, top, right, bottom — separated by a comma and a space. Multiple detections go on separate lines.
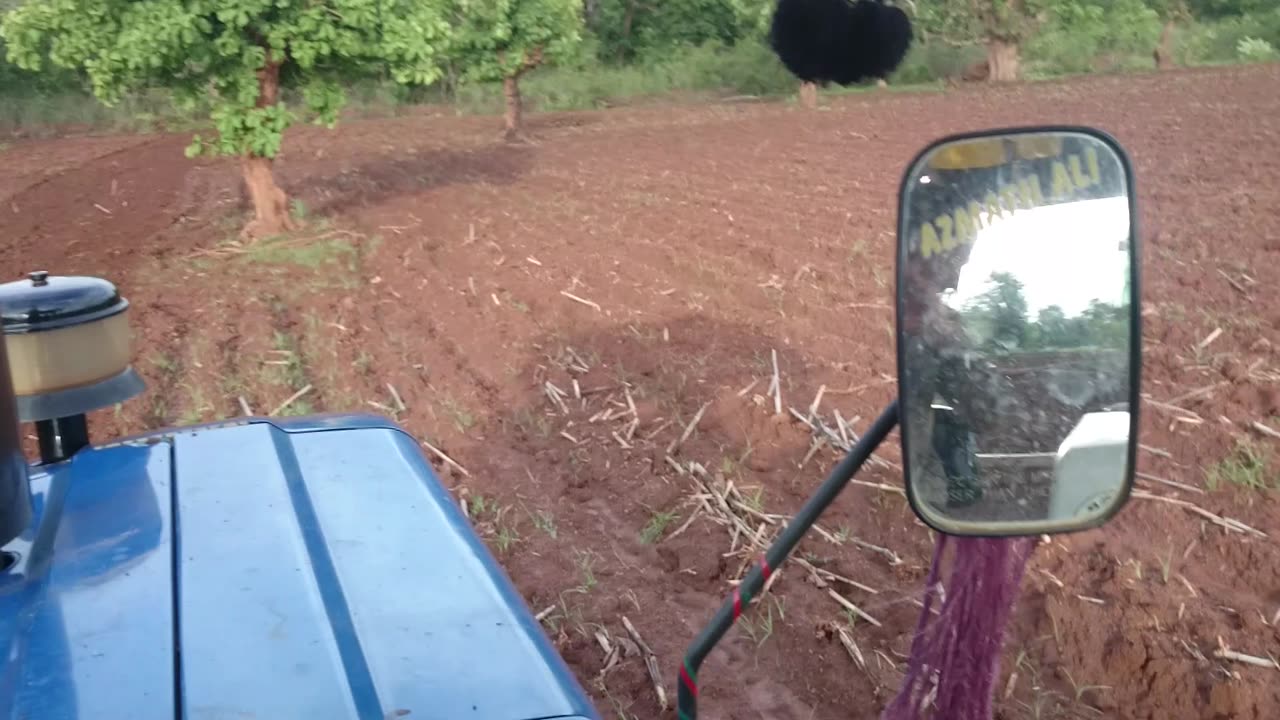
916, 147, 1105, 260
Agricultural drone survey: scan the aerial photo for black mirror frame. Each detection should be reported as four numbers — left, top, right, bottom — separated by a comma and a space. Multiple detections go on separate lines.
893, 125, 1142, 538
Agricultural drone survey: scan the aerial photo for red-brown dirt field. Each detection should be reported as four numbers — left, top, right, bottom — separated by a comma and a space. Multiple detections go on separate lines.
3, 64, 1279, 720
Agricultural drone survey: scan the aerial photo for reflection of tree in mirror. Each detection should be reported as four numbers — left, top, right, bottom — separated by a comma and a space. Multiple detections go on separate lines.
963, 271, 1028, 352
962, 272, 1128, 353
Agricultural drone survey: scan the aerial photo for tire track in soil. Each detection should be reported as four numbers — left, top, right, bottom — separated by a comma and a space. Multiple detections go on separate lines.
325, 232, 508, 476
217, 319, 247, 419
360, 280, 511, 477
262, 293, 329, 416
134, 298, 191, 430
0, 135, 162, 203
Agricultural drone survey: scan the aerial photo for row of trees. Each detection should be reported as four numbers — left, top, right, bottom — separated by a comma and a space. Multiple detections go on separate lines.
913, 0, 1274, 82
965, 272, 1129, 353
2, 0, 586, 237
2, 0, 1273, 237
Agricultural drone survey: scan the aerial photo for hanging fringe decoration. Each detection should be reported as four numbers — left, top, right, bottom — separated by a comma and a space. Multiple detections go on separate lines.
883, 535, 1038, 720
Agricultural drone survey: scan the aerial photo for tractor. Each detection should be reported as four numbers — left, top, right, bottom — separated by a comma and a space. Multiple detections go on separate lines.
1, 126, 1139, 720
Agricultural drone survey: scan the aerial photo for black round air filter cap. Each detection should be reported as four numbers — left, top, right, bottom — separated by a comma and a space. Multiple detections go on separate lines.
0, 271, 129, 334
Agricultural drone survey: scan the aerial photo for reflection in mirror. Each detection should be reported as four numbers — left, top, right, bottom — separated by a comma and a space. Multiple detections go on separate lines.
897, 130, 1138, 536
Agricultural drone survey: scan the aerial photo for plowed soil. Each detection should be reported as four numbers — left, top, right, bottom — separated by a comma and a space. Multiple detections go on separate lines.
3, 64, 1278, 720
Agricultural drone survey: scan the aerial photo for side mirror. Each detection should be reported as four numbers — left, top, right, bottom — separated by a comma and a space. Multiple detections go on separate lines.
895, 127, 1140, 536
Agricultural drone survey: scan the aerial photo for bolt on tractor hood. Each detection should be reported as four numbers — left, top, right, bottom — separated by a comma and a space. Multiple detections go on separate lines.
0, 414, 598, 720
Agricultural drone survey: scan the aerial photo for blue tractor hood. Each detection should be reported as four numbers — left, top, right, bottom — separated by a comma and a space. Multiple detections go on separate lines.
0, 414, 598, 720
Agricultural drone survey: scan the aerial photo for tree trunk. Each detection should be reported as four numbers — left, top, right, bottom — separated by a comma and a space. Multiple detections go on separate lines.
1154, 20, 1177, 70
504, 74, 524, 141
799, 81, 818, 109
619, 0, 637, 63
986, 39, 1021, 82
241, 155, 293, 239
240, 56, 295, 239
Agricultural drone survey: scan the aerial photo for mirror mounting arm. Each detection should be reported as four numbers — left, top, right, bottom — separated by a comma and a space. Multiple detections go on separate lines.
676, 401, 900, 720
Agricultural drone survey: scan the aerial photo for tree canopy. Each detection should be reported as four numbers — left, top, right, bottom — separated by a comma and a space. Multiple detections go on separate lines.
588, 0, 768, 61
453, 0, 583, 83
2, 0, 454, 235
963, 271, 1130, 353
4, 0, 452, 155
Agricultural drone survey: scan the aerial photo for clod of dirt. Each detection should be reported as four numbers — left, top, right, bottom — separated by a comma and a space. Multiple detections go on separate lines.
1210, 681, 1262, 720
1220, 357, 1247, 383
1258, 387, 1280, 417
657, 546, 680, 573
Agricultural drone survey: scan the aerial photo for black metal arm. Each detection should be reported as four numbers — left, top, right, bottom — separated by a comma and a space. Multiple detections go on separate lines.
676, 400, 900, 720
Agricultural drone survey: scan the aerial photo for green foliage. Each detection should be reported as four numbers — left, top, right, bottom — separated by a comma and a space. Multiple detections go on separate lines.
453, 37, 797, 113
914, 0, 1052, 45
1188, 0, 1272, 19
964, 272, 1129, 352
1178, 9, 1280, 63
1026, 0, 1162, 75
892, 41, 987, 84
588, 0, 766, 62
1, 0, 454, 157
966, 271, 1030, 351
1144, 0, 1191, 22
453, 0, 583, 82
1236, 35, 1278, 61
668, 37, 795, 95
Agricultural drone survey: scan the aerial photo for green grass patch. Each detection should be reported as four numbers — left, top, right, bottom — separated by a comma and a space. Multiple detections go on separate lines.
178, 380, 217, 426
523, 503, 558, 539
640, 508, 680, 544
240, 234, 356, 270
573, 549, 599, 592
1206, 440, 1273, 491
738, 596, 785, 649
441, 395, 476, 433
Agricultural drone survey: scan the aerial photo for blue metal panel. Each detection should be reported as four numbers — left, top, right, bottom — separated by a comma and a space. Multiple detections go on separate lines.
173, 423, 366, 719
286, 426, 598, 720
0, 441, 174, 720
1, 413, 600, 720
101, 412, 401, 449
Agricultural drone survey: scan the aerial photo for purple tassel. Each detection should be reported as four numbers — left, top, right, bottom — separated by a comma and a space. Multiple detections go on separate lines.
882, 536, 1036, 720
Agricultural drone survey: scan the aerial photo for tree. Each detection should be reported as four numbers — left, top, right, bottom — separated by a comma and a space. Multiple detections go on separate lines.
1021, 299, 1129, 350
915, 0, 1050, 81
2, 0, 452, 238
966, 0, 1047, 81
453, 0, 583, 141
1145, 0, 1190, 68
965, 271, 1030, 351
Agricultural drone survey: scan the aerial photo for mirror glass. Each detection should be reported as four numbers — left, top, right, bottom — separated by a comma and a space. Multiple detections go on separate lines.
896, 129, 1137, 536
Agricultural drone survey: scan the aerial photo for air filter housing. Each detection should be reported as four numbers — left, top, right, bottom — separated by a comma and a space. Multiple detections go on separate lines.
0, 271, 144, 424
0, 327, 30, 549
